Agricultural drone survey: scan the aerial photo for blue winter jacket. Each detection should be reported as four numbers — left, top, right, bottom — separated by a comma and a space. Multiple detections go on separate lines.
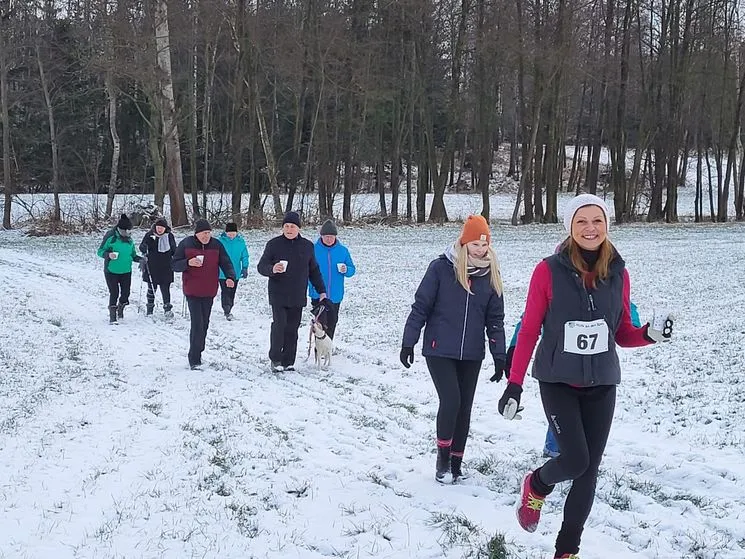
308, 238, 356, 303
402, 254, 506, 363
218, 232, 249, 280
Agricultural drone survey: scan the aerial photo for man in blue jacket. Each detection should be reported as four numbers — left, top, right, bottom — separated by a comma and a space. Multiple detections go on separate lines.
308, 219, 356, 340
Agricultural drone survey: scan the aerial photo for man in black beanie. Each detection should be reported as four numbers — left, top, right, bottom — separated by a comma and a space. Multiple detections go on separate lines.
257, 211, 326, 372
172, 219, 236, 369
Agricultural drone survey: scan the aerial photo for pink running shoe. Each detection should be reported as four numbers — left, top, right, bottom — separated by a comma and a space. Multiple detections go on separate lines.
516, 472, 546, 532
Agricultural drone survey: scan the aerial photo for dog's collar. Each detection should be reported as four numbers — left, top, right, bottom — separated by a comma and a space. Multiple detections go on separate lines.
314, 332, 328, 340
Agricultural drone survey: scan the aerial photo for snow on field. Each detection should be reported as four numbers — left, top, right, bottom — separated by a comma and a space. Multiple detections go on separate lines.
0, 219, 744, 559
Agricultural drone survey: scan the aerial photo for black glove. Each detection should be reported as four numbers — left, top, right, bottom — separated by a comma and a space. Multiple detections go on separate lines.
241, 268, 248, 279
498, 382, 523, 420
399, 347, 414, 368
489, 358, 506, 382
505, 345, 514, 372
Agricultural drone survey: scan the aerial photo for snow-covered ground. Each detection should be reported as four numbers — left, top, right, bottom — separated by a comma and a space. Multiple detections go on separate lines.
1, 220, 744, 559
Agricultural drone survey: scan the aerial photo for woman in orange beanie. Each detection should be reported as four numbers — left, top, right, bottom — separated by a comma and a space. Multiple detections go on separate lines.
401, 215, 507, 483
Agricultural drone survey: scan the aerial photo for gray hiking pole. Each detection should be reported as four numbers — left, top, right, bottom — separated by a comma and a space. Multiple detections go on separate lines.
137, 273, 144, 314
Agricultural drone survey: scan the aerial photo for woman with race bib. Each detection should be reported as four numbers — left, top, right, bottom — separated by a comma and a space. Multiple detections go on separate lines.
497, 194, 674, 559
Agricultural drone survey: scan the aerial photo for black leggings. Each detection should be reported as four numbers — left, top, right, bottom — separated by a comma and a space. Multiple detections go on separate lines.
425, 356, 481, 455
534, 382, 616, 557
146, 280, 172, 309
105, 271, 131, 307
219, 279, 239, 313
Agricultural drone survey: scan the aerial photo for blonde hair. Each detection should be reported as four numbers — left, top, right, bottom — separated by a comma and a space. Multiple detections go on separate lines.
566, 237, 615, 288
454, 243, 503, 296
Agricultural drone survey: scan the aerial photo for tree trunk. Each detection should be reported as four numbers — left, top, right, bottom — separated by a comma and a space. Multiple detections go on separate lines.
255, 90, 283, 219
154, 0, 188, 226
36, 40, 61, 223
189, 0, 200, 218
1, 30, 13, 229
202, 31, 218, 217
104, 70, 120, 220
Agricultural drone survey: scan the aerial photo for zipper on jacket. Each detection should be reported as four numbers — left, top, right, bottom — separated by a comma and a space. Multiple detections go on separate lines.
327, 249, 332, 296
459, 290, 470, 360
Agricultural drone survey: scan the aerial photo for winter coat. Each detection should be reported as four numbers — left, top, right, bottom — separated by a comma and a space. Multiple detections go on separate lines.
139, 227, 176, 284
402, 254, 506, 363
308, 238, 356, 303
218, 232, 249, 280
257, 234, 326, 308
172, 235, 236, 298
509, 248, 650, 388
97, 228, 140, 275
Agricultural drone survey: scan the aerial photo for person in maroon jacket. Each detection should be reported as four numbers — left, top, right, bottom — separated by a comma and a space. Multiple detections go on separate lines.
498, 194, 674, 559
172, 219, 236, 370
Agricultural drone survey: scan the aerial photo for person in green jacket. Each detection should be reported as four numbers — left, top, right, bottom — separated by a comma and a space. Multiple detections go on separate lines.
217, 222, 249, 320
97, 213, 145, 324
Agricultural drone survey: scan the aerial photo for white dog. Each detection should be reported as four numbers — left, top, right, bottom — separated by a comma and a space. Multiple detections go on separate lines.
311, 320, 333, 370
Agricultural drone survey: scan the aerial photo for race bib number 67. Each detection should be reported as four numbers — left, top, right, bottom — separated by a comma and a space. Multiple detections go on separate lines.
563, 319, 609, 355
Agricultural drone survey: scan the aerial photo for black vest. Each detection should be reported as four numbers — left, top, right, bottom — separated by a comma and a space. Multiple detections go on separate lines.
532, 250, 626, 387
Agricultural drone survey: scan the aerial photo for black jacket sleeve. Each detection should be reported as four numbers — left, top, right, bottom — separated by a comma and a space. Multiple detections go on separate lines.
308, 249, 326, 294
139, 234, 149, 255
172, 238, 189, 272
257, 239, 276, 277
218, 242, 236, 280
168, 232, 176, 255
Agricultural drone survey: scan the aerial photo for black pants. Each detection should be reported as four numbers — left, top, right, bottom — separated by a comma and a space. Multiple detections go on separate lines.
187, 296, 214, 366
146, 279, 172, 309
219, 279, 239, 314
311, 299, 341, 339
105, 271, 131, 307
534, 382, 616, 557
269, 305, 303, 367
425, 356, 481, 455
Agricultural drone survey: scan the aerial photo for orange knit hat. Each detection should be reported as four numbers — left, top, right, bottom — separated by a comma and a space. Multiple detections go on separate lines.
459, 215, 491, 245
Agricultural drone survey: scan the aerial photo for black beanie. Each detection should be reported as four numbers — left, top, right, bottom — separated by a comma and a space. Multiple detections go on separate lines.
195, 219, 211, 233
283, 211, 301, 228
320, 219, 338, 236
225, 222, 238, 232
155, 218, 168, 229
116, 213, 132, 230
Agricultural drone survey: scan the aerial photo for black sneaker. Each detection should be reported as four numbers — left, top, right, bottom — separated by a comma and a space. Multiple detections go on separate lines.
190, 364, 202, 371
271, 361, 284, 373
284, 365, 295, 372
435, 446, 452, 484
451, 455, 469, 483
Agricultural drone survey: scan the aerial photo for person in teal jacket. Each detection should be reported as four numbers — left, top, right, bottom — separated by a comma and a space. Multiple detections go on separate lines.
496, 301, 642, 458
307, 219, 356, 339
218, 222, 249, 320
97, 213, 145, 324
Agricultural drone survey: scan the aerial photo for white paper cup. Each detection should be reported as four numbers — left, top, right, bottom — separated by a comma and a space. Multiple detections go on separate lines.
196, 255, 204, 264
110, 252, 119, 260
279, 260, 288, 271
337, 263, 345, 272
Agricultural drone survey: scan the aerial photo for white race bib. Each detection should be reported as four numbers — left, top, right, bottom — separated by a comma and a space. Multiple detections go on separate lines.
563, 319, 609, 355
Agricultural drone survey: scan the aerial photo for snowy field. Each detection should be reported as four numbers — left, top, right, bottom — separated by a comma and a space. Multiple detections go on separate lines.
1, 219, 744, 559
